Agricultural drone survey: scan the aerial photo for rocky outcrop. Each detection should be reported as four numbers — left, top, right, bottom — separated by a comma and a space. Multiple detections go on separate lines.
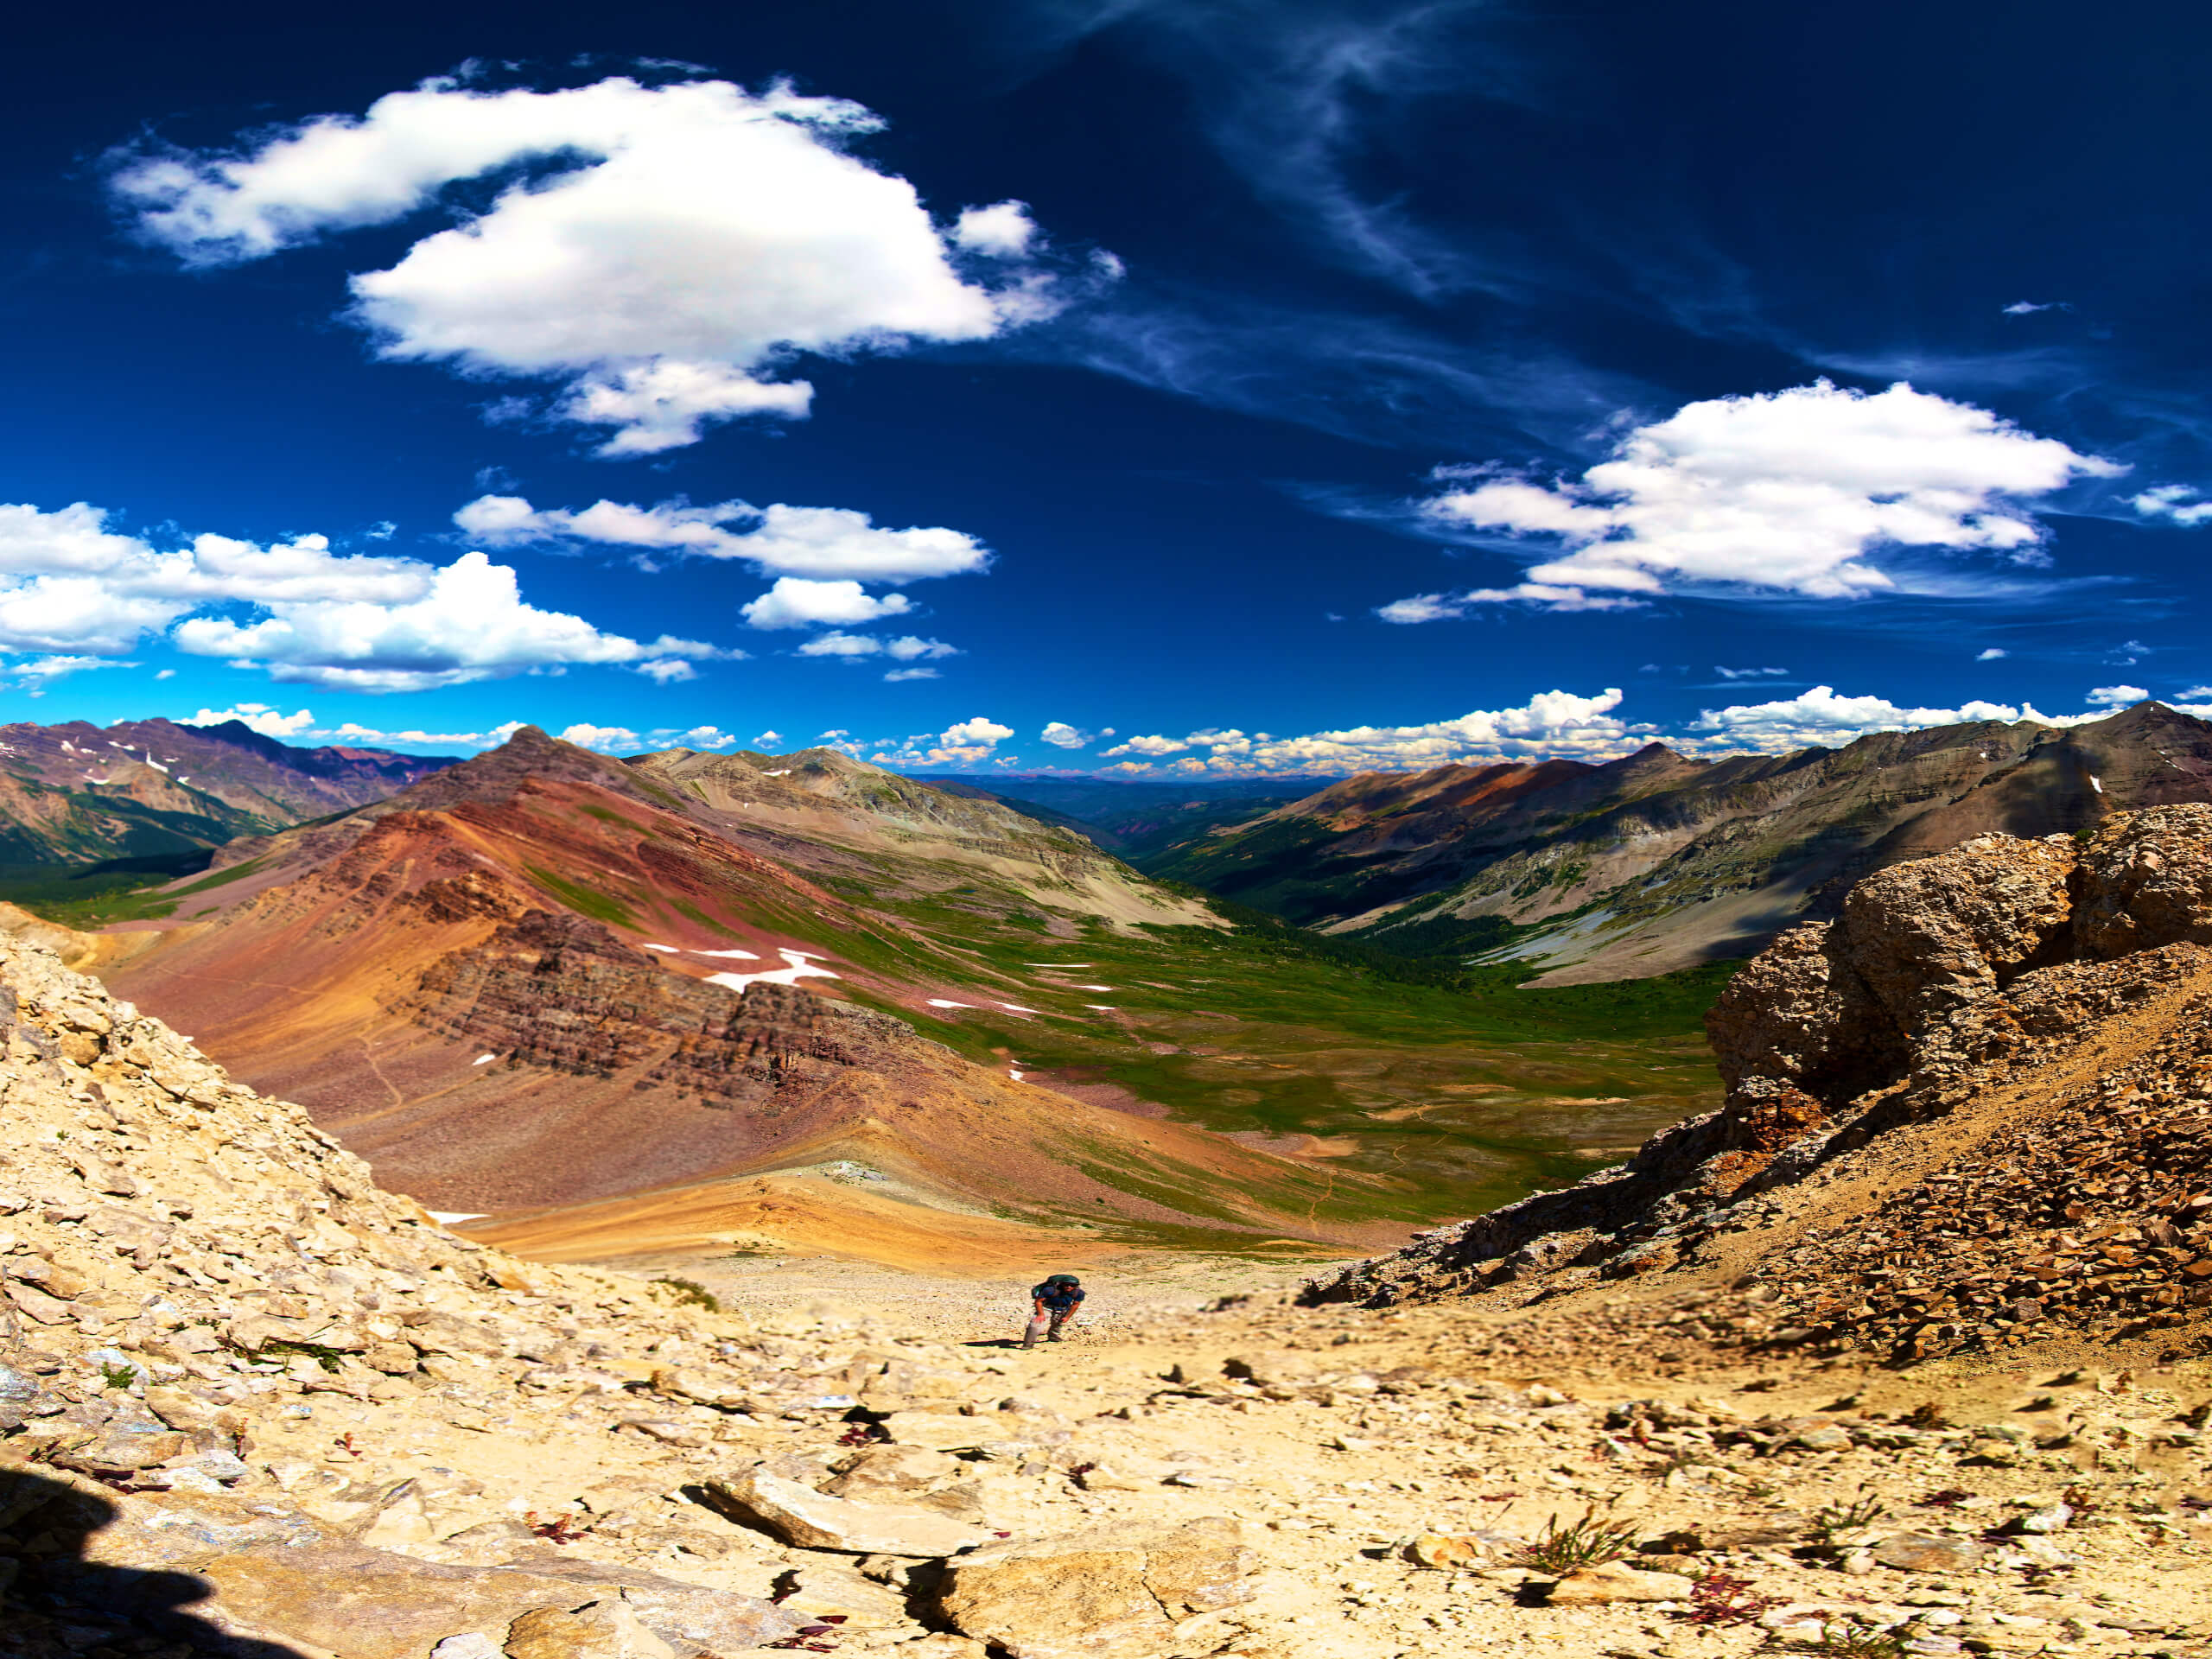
402, 908, 932, 1107
1303, 805, 2212, 1347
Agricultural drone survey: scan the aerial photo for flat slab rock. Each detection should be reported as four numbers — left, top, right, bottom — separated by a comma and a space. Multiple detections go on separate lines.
932, 1516, 1256, 1659
79, 1495, 801, 1659
707, 1468, 991, 1557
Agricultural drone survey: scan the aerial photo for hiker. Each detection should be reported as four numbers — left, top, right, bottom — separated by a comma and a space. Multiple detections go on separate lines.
1024, 1274, 1085, 1347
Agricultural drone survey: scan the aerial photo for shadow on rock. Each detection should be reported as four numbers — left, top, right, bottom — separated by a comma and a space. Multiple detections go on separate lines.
0, 1469, 308, 1659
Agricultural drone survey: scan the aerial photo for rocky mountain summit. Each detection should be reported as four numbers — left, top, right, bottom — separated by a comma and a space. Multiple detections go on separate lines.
1307, 804, 2212, 1362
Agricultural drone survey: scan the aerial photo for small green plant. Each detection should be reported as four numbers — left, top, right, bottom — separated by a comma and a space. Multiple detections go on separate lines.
1815, 1621, 1905, 1656
99, 1362, 137, 1391
1808, 1489, 1889, 1558
259, 1338, 345, 1374
1508, 1507, 1640, 1574
653, 1275, 721, 1313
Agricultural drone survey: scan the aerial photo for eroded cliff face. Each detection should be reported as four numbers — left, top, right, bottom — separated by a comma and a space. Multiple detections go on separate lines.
404, 909, 942, 1109
1306, 805, 2212, 1365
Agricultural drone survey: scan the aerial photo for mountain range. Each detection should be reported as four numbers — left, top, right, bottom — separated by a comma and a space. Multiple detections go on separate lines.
0, 715, 455, 867
13, 703, 2209, 1271
1136, 701, 2212, 982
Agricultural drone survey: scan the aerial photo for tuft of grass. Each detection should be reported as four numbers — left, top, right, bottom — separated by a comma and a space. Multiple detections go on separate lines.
1808, 1489, 1889, 1558
99, 1362, 138, 1391
260, 1338, 345, 1374
653, 1275, 720, 1312
1814, 1623, 1905, 1657
1510, 1507, 1640, 1574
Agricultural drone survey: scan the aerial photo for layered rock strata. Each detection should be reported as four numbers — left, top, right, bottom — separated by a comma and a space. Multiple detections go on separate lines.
402, 909, 921, 1107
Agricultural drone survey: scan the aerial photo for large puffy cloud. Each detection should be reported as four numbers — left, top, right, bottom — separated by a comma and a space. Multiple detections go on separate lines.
456, 495, 990, 582
0, 500, 732, 692
0, 503, 429, 654
116, 76, 1090, 454
172, 550, 723, 691
1391, 381, 2122, 615
558, 722, 643, 753
1103, 690, 1637, 773
324, 720, 526, 749
740, 578, 916, 631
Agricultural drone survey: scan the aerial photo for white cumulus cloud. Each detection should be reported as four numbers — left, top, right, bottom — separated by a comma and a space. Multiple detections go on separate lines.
883, 666, 940, 682
1684, 685, 2113, 754
2129, 485, 2212, 526
558, 722, 644, 753
951, 200, 1039, 257
454, 495, 991, 582
1039, 721, 1102, 748
174, 550, 723, 691
2086, 684, 2148, 707
795, 631, 957, 660
1391, 381, 2121, 615
870, 715, 1014, 766
740, 577, 917, 632
0, 500, 734, 693
326, 720, 525, 749
181, 703, 319, 739
1104, 690, 1636, 773
1977, 647, 2008, 660
115, 76, 1093, 454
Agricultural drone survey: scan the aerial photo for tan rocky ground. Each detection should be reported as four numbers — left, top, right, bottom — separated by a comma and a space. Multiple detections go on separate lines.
6, 811, 2212, 1657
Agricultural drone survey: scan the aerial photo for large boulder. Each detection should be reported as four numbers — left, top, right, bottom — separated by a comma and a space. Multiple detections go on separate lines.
2073, 804, 2212, 958
1837, 832, 2076, 1029
931, 1516, 1255, 1659
1703, 922, 1904, 1107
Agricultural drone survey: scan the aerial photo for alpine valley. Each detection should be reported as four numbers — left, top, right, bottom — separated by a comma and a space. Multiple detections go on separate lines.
0, 703, 2206, 1279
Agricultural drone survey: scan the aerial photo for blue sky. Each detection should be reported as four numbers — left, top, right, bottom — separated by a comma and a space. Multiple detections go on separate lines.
2, 0, 2209, 775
